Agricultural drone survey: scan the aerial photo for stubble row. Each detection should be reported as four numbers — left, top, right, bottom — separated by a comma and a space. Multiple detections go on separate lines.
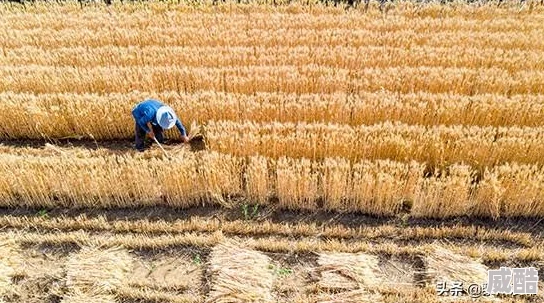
2, 230, 542, 264
0, 214, 535, 247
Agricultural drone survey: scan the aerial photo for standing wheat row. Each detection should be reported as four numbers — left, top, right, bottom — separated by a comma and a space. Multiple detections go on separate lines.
2, 65, 543, 95
2, 45, 542, 73
1, 91, 543, 140
4, 28, 543, 52
4, 4, 543, 33
0, 147, 542, 218
205, 121, 544, 167
2, 6, 543, 51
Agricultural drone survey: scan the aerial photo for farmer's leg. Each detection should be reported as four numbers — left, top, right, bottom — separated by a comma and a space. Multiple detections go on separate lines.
135, 123, 146, 151
152, 124, 164, 143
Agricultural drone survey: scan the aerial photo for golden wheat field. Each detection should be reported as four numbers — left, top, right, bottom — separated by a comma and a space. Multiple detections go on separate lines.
0, 0, 543, 302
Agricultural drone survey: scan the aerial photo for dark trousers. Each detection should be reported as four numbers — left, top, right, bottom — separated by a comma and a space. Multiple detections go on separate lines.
135, 123, 164, 151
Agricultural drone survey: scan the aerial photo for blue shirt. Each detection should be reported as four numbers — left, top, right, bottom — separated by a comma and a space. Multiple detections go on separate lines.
132, 99, 187, 136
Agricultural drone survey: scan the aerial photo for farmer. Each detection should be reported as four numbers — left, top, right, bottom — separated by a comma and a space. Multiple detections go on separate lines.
132, 99, 189, 151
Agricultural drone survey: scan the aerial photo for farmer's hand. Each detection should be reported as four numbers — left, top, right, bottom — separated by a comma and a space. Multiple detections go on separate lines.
147, 131, 155, 139
181, 135, 189, 143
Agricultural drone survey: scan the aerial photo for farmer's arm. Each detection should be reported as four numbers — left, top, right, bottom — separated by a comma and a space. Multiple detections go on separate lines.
175, 119, 187, 137
175, 119, 189, 143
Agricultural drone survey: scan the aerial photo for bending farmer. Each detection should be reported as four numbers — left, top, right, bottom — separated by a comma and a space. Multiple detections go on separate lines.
132, 99, 189, 151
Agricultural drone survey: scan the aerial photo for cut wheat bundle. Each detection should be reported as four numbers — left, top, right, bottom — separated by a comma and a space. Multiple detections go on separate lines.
426, 246, 488, 286
313, 252, 385, 302
65, 246, 133, 296
313, 252, 384, 291
206, 242, 275, 303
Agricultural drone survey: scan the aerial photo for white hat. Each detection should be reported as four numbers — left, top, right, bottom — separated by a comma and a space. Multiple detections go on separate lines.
156, 106, 177, 130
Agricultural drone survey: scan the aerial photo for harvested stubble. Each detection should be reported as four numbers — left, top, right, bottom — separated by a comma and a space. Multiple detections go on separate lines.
0, 241, 20, 296
316, 289, 383, 303
3, 229, 543, 264
19, 230, 225, 250
426, 247, 488, 286
1, 91, 544, 141
206, 242, 275, 303
3, 248, 66, 303
116, 285, 201, 303
61, 292, 117, 303
65, 246, 132, 297
0, 214, 536, 248
128, 255, 200, 293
